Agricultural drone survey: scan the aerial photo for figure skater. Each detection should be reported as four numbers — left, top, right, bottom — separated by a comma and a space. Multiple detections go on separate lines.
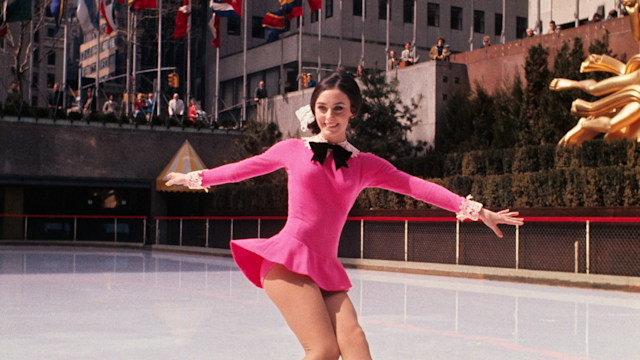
166, 71, 523, 359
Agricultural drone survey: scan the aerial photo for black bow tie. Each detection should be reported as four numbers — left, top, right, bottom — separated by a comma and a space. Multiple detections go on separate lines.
309, 142, 352, 170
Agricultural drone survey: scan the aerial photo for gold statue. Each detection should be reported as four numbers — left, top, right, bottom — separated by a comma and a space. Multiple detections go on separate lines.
549, 0, 640, 145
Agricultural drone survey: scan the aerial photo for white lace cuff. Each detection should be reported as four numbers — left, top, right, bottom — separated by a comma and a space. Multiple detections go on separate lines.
456, 195, 483, 221
185, 171, 208, 192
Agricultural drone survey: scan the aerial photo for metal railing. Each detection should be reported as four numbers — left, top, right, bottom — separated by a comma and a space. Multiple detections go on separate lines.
154, 215, 640, 277
0, 214, 147, 244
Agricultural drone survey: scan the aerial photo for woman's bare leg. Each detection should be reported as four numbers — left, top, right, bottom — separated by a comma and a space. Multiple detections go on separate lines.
262, 264, 341, 360
322, 291, 372, 360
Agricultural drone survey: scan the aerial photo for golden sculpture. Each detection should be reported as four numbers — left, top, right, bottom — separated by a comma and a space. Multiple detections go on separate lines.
549, 0, 640, 145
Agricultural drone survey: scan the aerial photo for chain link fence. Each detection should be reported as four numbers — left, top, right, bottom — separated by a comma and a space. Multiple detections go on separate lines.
153, 216, 640, 277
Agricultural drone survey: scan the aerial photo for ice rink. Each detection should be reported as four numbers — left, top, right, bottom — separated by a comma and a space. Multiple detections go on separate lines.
1, 246, 640, 359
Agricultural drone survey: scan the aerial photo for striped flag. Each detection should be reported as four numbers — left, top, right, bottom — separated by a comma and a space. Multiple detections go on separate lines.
77, 0, 99, 35
50, 0, 66, 35
208, 14, 220, 47
172, 0, 190, 39
210, 0, 240, 17
100, 0, 119, 34
280, 0, 302, 20
262, 8, 285, 42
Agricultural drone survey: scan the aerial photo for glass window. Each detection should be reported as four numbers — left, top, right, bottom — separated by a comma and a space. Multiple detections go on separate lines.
48, 52, 56, 66
427, 3, 439, 27
378, 0, 391, 20
495, 13, 503, 36
403, 0, 413, 23
516, 16, 527, 39
311, 9, 319, 22
47, 73, 55, 87
47, 27, 55, 38
31, 72, 38, 88
326, 0, 333, 18
252, 16, 264, 38
353, 0, 362, 16
450, 6, 463, 30
474, 10, 485, 33
228, 17, 241, 35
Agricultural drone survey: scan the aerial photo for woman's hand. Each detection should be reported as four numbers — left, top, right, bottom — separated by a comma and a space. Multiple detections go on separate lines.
165, 172, 188, 187
478, 208, 524, 238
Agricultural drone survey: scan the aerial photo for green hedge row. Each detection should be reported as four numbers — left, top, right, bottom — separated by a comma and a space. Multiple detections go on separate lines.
393, 139, 640, 178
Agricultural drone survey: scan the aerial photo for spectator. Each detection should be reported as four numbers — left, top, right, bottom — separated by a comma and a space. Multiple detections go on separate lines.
134, 93, 146, 118
306, 74, 316, 88
48, 83, 64, 117
429, 37, 451, 61
145, 92, 154, 119
387, 50, 398, 70
607, 9, 618, 20
592, 12, 603, 22
525, 28, 535, 37
188, 98, 200, 124
482, 36, 491, 48
547, 20, 560, 34
400, 42, 416, 66
83, 87, 96, 118
284, 81, 294, 93
254, 80, 267, 103
102, 95, 116, 114
168, 93, 185, 120
356, 64, 365, 77
5, 81, 23, 111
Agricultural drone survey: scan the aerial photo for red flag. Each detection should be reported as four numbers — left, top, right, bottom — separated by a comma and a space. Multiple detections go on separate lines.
208, 14, 220, 47
223, 0, 242, 17
135, 0, 157, 10
172, 0, 190, 39
307, 0, 321, 12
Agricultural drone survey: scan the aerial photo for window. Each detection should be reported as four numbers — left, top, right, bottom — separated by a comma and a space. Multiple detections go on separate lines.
516, 16, 527, 39
31, 72, 38, 88
450, 6, 463, 30
34, 30, 40, 43
494, 13, 503, 36
353, 0, 362, 16
326, 0, 333, 18
427, 3, 439, 27
252, 16, 264, 38
474, 10, 484, 33
228, 17, 241, 35
47, 27, 55, 38
48, 52, 56, 66
47, 73, 55, 88
311, 9, 319, 23
403, 0, 413, 23
378, 0, 391, 20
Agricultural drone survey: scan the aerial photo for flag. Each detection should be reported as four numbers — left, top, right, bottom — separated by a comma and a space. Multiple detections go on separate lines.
208, 13, 220, 47
172, 0, 190, 39
307, 0, 321, 12
222, 0, 242, 17
51, 0, 66, 35
210, 0, 240, 17
0, 4, 7, 37
5, 0, 32, 22
262, 9, 284, 30
77, 0, 99, 34
280, 0, 302, 20
134, 0, 156, 11
263, 8, 285, 43
100, 0, 119, 34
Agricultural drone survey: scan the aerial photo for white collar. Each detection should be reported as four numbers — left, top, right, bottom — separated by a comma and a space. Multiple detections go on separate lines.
303, 134, 360, 158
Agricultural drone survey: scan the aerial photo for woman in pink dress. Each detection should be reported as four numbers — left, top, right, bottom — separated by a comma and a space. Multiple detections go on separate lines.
166, 72, 523, 359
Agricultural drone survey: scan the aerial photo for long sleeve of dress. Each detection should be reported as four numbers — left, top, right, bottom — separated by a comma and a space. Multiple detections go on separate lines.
361, 154, 469, 216
197, 139, 292, 188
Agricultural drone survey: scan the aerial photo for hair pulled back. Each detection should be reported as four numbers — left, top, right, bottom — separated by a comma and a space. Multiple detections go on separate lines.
307, 71, 362, 134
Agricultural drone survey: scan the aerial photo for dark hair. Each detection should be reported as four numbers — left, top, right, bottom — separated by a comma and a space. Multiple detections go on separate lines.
307, 71, 362, 134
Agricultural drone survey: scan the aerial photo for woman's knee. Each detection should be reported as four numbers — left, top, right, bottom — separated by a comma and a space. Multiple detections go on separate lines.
337, 323, 369, 352
305, 340, 341, 360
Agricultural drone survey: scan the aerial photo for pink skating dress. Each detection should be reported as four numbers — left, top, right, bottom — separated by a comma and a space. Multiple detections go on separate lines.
190, 135, 481, 292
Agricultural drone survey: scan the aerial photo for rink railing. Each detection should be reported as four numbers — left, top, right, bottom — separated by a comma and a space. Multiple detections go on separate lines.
154, 216, 640, 277
0, 214, 147, 244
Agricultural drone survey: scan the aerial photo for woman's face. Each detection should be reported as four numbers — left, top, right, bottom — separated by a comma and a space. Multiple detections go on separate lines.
314, 88, 352, 143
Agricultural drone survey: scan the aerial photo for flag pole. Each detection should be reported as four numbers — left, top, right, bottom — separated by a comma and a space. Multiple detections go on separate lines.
338, 0, 342, 68
242, 0, 247, 127
385, 0, 389, 71
96, 17, 101, 107
298, 15, 302, 90
156, 0, 162, 117
126, 7, 131, 117
214, 46, 219, 125
62, 20, 68, 109
317, 8, 322, 81
186, 1, 191, 109
360, 0, 365, 66
412, 0, 416, 48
